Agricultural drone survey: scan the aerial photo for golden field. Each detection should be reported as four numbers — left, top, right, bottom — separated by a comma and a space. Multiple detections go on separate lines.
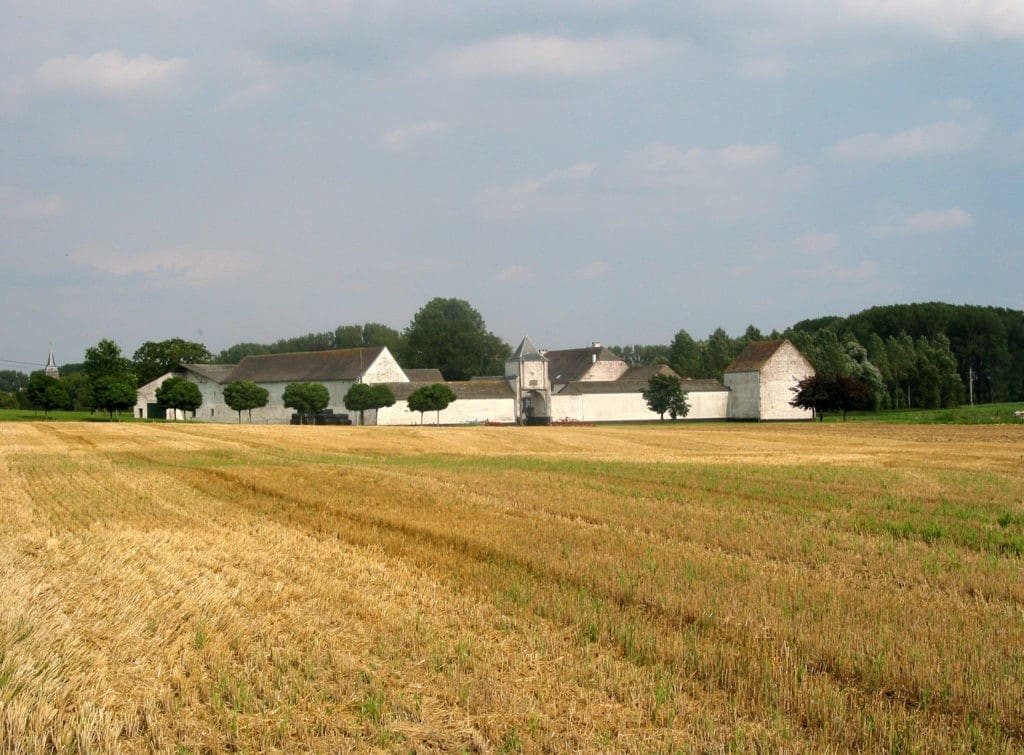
1, 421, 1022, 752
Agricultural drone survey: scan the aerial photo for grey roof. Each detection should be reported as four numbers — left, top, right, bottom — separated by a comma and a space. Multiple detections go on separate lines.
620, 364, 679, 382
509, 336, 547, 362
545, 346, 624, 383
559, 378, 727, 395
183, 363, 237, 383
226, 347, 385, 383
403, 368, 445, 382
724, 340, 790, 373
383, 380, 514, 400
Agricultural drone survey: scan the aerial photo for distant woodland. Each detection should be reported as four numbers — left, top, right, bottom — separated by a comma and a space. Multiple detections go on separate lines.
3, 301, 1022, 412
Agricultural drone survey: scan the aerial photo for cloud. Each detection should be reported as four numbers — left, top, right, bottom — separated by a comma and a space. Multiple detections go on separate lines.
478, 161, 596, 218
36, 50, 187, 97
796, 231, 839, 253
495, 265, 531, 283
0, 186, 64, 220
574, 261, 611, 280
829, 119, 987, 162
443, 34, 672, 78
903, 207, 974, 233
842, 0, 1024, 40
380, 120, 448, 151
70, 246, 256, 286
628, 141, 780, 179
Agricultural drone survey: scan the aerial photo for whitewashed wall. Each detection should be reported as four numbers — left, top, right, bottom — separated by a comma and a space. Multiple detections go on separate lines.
133, 373, 187, 420
723, 372, 760, 420
377, 397, 516, 425
184, 376, 358, 424
760, 343, 814, 420
551, 390, 729, 422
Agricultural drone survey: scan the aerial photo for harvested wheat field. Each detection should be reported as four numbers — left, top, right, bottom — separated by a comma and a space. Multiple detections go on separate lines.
1, 421, 1022, 752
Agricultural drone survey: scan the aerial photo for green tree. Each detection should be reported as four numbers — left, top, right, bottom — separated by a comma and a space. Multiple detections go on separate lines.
668, 329, 702, 378
642, 373, 688, 420
0, 391, 17, 409
92, 374, 138, 420
61, 373, 93, 411
343, 383, 397, 425
403, 298, 510, 381
701, 328, 740, 379
282, 382, 330, 423
223, 380, 270, 423
406, 383, 457, 425
155, 376, 203, 420
0, 370, 29, 393
84, 339, 132, 381
790, 374, 872, 421
132, 339, 212, 385
25, 373, 70, 417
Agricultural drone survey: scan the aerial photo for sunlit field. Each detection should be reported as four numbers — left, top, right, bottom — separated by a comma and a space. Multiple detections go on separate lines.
1, 421, 1022, 752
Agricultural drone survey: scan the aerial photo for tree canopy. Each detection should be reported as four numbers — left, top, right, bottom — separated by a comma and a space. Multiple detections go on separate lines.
25, 373, 70, 416
343, 383, 396, 425
642, 373, 689, 420
790, 374, 873, 421
223, 380, 270, 423
133, 339, 212, 385
402, 298, 510, 381
282, 382, 330, 422
407, 383, 457, 424
155, 376, 203, 419
92, 374, 138, 419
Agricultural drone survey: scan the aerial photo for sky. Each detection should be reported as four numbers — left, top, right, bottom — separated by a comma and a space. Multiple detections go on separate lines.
2, 1, 1022, 369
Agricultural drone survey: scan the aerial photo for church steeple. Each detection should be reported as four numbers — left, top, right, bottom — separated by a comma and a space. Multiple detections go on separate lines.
45, 348, 59, 379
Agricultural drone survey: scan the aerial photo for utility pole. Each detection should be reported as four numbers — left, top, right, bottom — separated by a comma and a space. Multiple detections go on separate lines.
968, 368, 975, 406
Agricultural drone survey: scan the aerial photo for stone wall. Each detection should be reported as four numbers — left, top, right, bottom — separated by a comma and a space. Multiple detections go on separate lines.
759, 343, 814, 420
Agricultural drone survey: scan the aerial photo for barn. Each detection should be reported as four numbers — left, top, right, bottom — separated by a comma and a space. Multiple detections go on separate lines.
723, 339, 815, 421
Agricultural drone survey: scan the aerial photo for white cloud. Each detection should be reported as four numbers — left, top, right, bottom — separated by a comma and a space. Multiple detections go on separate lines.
380, 120, 448, 151
796, 231, 839, 253
574, 261, 610, 280
903, 207, 974, 233
629, 141, 780, 179
829, 119, 987, 162
843, 0, 1024, 40
495, 265, 531, 283
0, 186, 64, 220
70, 246, 255, 286
443, 34, 672, 78
36, 50, 187, 97
478, 162, 596, 218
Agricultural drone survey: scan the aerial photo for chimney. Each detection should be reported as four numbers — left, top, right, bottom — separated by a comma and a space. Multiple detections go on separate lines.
591, 341, 600, 363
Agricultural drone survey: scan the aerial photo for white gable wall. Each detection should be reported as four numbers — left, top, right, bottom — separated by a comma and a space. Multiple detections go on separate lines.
759, 343, 814, 420
364, 349, 409, 384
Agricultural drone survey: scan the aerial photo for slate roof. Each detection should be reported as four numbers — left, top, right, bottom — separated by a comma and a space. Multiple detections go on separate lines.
545, 346, 624, 384
403, 368, 444, 382
383, 380, 514, 401
723, 340, 789, 373
225, 347, 385, 383
183, 363, 237, 383
559, 378, 727, 395
510, 336, 547, 362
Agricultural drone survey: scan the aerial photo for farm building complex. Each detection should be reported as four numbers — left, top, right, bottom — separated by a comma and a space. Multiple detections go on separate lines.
135, 338, 814, 424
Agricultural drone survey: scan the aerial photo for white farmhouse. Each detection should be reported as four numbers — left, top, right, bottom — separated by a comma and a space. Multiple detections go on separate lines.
723, 339, 815, 421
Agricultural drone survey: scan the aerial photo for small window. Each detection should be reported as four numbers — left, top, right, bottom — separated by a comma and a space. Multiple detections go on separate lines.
529, 379, 538, 386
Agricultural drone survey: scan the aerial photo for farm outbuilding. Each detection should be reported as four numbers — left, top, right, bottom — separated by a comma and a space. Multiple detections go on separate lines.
723, 339, 815, 421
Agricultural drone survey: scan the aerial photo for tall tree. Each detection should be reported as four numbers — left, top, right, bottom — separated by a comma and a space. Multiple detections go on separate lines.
133, 339, 212, 385
403, 298, 510, 380
642, 373, 689, 420
668, 329, 702, 378
84, 339, 132, 382
25, 373, 70, 416
223, 380, 270, 423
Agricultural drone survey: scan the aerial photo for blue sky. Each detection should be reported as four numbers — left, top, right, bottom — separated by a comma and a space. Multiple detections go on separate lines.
2, 1, 1022, 368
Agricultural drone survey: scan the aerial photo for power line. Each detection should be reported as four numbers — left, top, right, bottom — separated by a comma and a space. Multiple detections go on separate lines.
0, 358, 46, 368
